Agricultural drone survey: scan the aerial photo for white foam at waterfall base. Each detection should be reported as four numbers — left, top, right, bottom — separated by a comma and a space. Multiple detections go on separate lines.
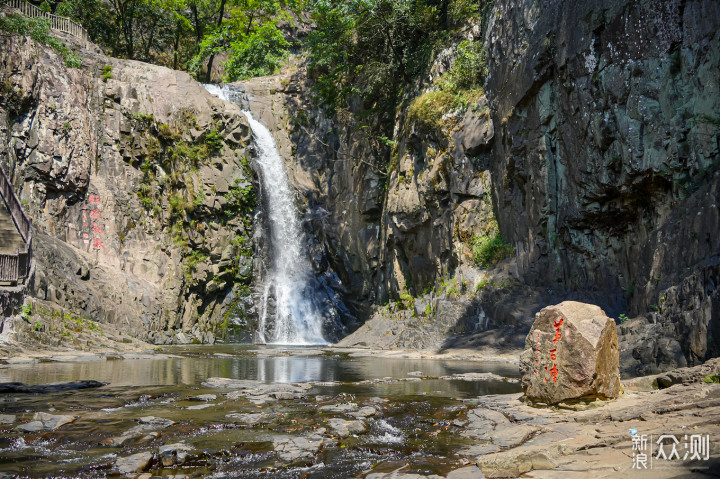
243, 111, 327, 345
204, 85, 327, 345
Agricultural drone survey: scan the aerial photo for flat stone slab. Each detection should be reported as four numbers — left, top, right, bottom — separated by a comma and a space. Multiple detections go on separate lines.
273, 431, 326, 462
490, 423, 535, 448
0, 414, 16, 424
190, 394, 217, 401
319, 403, 358, 414
15, 412, 76, 432
458, 444, 500, 457
350, 406, 378, 418
139, 416, 175, 427
225, 413, 271, 425
440, 372, 512, 382
446, 466, 485, 479
116, 451, 153, 474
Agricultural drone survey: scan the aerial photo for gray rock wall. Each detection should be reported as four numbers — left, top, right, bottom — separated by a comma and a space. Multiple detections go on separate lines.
484, 0, 720, 373
0, 36, 257, 344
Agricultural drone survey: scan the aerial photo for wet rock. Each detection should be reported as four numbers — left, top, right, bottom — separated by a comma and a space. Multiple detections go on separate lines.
107, 416, 175, 445
139, 416, 175, 427
138, 431, 160, 444
116, 451, 153, 474
270, 391, 295, 400
350, 406, 378, 418
440, 373, 508, 382
520, 302, 621, 405
273, 431, 325, 462
185, 404, 213, 410
0, 414, 16, 425
366, 471, 443, 479
190, 394, 217, 401
15, 412, 76, 432
225, 412, 271, 425
158, 442, 194, 466
246, 395, 273, 406
0, 380, 107, 393
326, 418, 368, 438
318, 403, 357, 414
211, 378, 311, 404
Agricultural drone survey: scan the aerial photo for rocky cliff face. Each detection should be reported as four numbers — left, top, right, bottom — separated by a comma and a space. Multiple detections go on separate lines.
232, 1, 720, 376
0, 35, 257, 344
484, 0, 720, 374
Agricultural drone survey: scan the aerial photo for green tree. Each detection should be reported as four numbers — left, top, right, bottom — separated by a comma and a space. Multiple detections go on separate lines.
307, 0, 443, 119
189, 0, 297, 82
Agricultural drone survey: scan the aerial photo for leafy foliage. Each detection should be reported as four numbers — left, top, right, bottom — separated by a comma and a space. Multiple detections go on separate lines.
189, 0, 298, 81
0, 13, 82, 67
223, 21, 289, 79
440, 39, 487, 91
307, 0, 491, 115
471, 233, 514, 268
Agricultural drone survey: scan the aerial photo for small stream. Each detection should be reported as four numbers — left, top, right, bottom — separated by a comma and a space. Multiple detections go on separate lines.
0, 346, 520, 478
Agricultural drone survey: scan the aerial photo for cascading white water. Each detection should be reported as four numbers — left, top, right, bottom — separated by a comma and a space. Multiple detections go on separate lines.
204, 84, 326, 345
244, 111, 327, 345
203, 84, 237, 103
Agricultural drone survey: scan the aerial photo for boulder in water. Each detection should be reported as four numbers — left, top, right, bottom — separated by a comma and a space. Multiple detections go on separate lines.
326, 418, 368, 438
519, 301, 621, 404
158, 442, 194, 466
15, 412, 76, 432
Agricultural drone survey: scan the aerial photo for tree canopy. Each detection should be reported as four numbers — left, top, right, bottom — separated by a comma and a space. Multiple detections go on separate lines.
16, 0, 489, 91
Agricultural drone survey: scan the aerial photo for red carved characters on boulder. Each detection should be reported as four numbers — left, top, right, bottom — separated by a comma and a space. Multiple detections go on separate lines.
520, 301, 622, 405
533, 317, 564, 384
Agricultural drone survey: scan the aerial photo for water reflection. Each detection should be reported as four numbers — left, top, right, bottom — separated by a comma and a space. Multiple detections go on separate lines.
256, 356, 332, 383
0, 355, 336, 387
0, 346, 519, 399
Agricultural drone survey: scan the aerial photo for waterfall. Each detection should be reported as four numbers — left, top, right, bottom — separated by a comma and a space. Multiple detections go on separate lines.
204, 84, 327, 345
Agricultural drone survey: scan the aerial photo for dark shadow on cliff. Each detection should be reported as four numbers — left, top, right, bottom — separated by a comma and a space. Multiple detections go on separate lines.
435, 281, 636, 358
436, 283, 549, 356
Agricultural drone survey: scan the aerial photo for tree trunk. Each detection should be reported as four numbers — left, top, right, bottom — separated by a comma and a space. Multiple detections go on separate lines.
205, 0, 227, 83
173, 19, 182, 70
191, 5, 203, 45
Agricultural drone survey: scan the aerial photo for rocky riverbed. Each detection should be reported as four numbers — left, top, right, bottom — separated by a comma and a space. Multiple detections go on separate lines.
0, 347, 718, 478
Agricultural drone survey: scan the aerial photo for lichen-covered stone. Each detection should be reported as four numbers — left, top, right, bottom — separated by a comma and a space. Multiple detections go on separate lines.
520, 301, 621, 404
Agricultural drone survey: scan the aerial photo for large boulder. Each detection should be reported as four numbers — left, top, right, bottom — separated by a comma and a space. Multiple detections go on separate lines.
520, 301, 621, 404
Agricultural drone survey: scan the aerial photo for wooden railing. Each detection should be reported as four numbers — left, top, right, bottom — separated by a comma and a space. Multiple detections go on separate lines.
0, 164, 32, 284
0, 254, 20, 283
6, 0, 89, 43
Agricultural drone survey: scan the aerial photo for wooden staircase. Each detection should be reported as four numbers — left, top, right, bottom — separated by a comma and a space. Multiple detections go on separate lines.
0, 200, 26, 255
0, 165, 32, 285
